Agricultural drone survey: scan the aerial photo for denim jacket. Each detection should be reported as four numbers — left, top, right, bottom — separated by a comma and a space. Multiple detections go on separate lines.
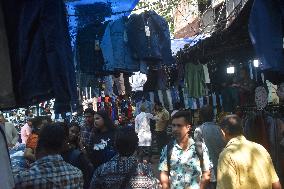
127, 11, 174, 65
76, 21, 109, 75
101, 17, 139, 72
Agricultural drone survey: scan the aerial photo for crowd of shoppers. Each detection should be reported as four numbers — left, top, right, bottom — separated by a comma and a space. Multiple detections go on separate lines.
0, 101, 282, 189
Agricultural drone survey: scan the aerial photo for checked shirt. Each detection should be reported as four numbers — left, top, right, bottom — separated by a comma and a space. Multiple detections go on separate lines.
14, 155, 83, 189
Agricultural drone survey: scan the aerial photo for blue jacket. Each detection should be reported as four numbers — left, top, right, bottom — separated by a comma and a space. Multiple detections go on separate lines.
2, 0, 78, 111
101, 17, 139, 73
127, 11, 174, 65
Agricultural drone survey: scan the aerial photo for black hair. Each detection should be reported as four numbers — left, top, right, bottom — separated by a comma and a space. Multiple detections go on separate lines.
199, 106, 214, 122
171, 111, 192, 125
173, 102, 182, 110
69, 122, 81, 132
155, 101, 163, 107
220, 115, 243, 136
95, 110, 115, 132
115, 127, 138, 156
31, 116, 52, 134
84, 108, 95, 116
37, 123, 65, 153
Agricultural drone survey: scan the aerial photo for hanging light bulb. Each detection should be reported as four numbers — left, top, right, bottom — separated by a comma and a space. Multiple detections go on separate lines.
253, 59, 259, 68
227, 64, 235, 74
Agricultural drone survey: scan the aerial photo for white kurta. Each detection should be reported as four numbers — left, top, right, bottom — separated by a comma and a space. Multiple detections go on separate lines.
135, 112, 153, 146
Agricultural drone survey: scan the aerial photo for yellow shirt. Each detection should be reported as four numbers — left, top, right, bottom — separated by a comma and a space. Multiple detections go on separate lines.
217, 135, 279, 189
155, 109, 170, 132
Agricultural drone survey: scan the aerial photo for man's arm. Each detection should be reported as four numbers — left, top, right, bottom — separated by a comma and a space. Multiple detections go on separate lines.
200, 170, 210, 189
272, 181, 282, 189
24, 148, 35, 161
160, 171, 170, 189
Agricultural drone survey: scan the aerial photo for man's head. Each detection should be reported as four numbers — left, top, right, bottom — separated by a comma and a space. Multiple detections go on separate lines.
114, 127, 138, 157
154, 102, 163, 112
84, 108, 95, 125
220, 114, 243, 142
31, 116, 52, 135
0, 114, 6, 125
88, 103, 93, 109
36, 123, 65, 159
171, 111, 192, 142
199, 106, 214, 123
77, 105, 84, 115
140, 105, 146, 112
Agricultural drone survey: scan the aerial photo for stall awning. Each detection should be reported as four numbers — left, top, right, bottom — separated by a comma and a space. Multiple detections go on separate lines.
65, 0, 140, 47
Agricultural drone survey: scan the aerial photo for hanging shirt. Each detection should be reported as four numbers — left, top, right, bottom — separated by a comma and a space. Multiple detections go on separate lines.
135, 112, 153, 146
184, 63, 205, 98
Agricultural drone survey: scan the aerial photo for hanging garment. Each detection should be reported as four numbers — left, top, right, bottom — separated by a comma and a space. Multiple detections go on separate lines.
2, 0, 78, 111
76, 21, 108, 75
112, 73, 125, 96
0, 3, 16, 109
135, 112, 153, 146
143, 69, 158, 92
203, 64, 211, 84
104, 76, 114, 96
184, 63, 205, 98
101, 17, 139, 73
220, 87, 239, 112
127, 11, 174, 65
166, 89, 173, 111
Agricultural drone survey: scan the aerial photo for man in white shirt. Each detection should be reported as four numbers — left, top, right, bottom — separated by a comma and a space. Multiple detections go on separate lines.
21, 118, 32, 144
0, 114, 19, 148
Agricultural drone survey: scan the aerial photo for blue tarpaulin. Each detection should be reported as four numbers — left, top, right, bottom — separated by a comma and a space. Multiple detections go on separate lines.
65, 0, 140, 47
171, 34, 210, 55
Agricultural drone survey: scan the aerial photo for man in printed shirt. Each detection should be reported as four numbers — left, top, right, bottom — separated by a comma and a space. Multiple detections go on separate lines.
159, 111, 211, 189
14, 123, 83, 189
217, 115, 282, 189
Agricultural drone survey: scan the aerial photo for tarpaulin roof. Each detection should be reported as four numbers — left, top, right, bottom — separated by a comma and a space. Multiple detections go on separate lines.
65, 0, 140, 47
171, 34, 210, 55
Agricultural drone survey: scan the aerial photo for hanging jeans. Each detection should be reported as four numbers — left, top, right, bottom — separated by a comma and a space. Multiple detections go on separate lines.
158, 90, 165, 107
149, 92, 155, 105
0, 3, 16, 109
166, 89, 173, 110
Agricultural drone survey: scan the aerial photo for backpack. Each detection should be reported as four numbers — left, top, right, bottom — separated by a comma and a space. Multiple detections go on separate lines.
166, 139, 204, 175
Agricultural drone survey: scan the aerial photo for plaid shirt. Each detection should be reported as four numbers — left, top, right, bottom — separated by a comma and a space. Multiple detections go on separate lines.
14, 155, 83, 189
90, 155, 159, 189
80, 124, 95, 149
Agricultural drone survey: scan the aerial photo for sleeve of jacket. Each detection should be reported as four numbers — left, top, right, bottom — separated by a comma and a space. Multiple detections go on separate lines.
101, 22, 114, 71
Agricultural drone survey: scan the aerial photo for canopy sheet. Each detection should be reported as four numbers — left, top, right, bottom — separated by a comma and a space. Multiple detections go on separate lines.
65, 0, 140, 47
171, 34, 210, 55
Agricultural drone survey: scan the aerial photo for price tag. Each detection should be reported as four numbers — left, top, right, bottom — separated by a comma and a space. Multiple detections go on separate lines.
145, 26, 150, 37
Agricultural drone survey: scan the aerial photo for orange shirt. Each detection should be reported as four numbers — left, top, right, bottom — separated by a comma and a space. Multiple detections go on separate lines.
26, 134, 38, 150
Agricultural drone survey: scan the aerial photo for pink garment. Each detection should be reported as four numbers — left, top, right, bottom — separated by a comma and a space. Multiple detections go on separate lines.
20, 123, 32, 144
